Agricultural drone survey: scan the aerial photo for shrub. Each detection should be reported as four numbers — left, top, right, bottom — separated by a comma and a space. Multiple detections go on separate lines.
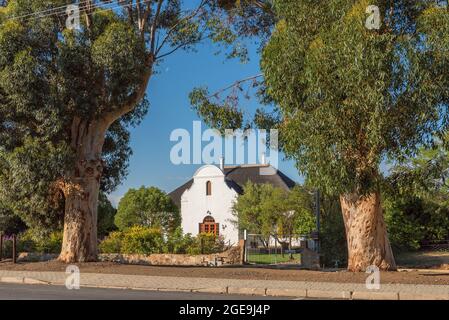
384, 196, 428, 252
99, 231, 123, 254
36, 231, 63, 254
98, 225, 228, 256
165, 227, 196, 254
121, 226, 165, 254
1, 230, 63, 256
99, 226, 165, 255
186, 233, 225, 255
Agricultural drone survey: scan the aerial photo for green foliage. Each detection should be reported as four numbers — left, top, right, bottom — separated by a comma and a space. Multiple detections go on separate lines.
99, 226, 224, 255
189, 87, 244, 132
186, 233, 226, 255
0, 201, 26, 235
18, 229, 63, 254
232, 182, 316, 238
385, 140, 449, 251
97, 192, 117, 238
259, 1, 449, 196
0, 139, 69, 234
384, 195, 449, 251
99, 226, 165, 255
383, 197, 424, 251
115, 186, 180, 234
120, 226, 165, 255
0, 0, 269, 248
166, 227, 196, 254
98, 231, 123, 254
319, 194, 348, 267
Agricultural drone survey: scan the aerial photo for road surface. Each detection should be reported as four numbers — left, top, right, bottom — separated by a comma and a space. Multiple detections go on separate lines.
0, 283, 296, 300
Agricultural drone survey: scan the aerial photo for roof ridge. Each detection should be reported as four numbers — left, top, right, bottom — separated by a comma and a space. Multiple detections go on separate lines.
224, 164, 271, 169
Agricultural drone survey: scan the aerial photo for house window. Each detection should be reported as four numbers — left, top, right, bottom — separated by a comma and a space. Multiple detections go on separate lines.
199, 216, 219, 236
206, 181, 212, 196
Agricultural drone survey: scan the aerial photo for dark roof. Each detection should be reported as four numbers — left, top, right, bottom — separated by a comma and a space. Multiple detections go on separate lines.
168, 165, 296, 208
168, 179, 193, 208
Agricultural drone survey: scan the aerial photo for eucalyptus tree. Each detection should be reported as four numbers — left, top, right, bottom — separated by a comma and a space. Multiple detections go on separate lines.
260, 0, 449, 271
0, 0, 271, 262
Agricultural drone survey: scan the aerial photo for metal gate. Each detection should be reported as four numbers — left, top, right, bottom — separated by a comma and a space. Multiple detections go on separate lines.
245, 233, 315, 265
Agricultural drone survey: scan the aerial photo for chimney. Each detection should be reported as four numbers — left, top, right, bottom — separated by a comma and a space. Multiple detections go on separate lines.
219, 156, 225, 171
261, 152, 266, 165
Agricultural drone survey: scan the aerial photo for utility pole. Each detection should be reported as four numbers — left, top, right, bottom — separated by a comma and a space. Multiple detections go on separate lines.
315, 189, 321, 254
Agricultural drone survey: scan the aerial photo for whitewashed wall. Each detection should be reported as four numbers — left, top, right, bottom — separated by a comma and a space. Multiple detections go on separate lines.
180, 165, 239, 245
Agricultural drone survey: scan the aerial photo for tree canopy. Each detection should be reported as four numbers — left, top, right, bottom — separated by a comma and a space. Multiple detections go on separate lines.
0, 0, 273, 261
115, 186, 179, 233
261, 0, 449, 195
232, 182, 316, 239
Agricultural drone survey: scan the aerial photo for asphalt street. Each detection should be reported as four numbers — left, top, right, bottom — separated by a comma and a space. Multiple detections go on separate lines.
0, 283, 296, 300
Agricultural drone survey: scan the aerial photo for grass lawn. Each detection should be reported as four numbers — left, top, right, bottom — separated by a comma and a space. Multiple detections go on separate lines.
247, 253, 301, 265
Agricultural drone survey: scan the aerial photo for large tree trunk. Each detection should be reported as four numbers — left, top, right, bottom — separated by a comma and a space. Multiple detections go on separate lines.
340, 192, 396, 272
58, 118, 107, 263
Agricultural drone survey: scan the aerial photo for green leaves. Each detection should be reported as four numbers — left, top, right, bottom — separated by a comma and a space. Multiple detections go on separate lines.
189, 87, 244, 133
115, 186, 180, 234
92, 21, 147, 107
0, 138, 71, 232
262, 1, 449, 195
232, 182, 315, 237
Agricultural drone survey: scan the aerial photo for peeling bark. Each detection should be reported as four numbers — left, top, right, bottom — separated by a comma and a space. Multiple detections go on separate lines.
340, 192, 396, 272
58, 118, 107, 263
57, 66, 153, 263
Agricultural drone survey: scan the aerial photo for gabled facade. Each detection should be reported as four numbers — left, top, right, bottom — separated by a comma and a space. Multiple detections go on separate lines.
168, 163, 296, 245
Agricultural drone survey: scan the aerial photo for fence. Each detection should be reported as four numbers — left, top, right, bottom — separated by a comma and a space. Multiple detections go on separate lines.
421, 239, 449, 252
0, 233, 17, 263
244, 233, 317, 265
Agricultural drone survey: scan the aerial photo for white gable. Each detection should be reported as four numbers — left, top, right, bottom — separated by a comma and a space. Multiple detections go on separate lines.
180, 164, 239, 245
193, 165, 224, 179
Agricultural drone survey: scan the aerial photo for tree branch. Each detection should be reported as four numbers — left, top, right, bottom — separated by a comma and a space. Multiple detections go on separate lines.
103, 57, 154, 126
150, 0, 164, 55
207, 74, 264, 99
154, 0, 207, 57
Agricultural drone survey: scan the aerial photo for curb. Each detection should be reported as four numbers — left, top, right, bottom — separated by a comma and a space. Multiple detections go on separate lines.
0, 277, 50, 285
1, 276, 448, 300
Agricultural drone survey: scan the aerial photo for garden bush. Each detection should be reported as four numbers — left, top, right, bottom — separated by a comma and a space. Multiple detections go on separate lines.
165, 227, 196, 254
121, 226, 165, 254
99, 226, 226, 255
186, 233, 225, 255
0, 230, 63, 257
99, 226, 165, 255
98, 231, 123, 254
19, 230, 62, 254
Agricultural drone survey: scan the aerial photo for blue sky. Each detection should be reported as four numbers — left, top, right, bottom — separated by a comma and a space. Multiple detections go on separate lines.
108, 41, 302, 207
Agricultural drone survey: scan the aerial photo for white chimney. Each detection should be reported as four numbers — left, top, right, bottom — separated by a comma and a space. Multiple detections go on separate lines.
219, 156, 225, 171
261, 152, 266, 165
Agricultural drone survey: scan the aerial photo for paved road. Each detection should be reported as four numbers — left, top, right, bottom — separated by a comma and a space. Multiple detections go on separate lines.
0, 283, 295, 300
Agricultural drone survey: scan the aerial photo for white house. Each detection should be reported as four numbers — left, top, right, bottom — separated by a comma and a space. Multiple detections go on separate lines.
168, 160, 296, 245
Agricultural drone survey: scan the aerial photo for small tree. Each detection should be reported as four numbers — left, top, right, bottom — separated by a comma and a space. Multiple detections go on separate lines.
232, 182, 315, 253
115, 186, 179, 234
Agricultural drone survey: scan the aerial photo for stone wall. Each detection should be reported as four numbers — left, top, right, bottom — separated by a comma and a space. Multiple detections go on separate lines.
98, 246, 242, 267
18, 252, 59, 262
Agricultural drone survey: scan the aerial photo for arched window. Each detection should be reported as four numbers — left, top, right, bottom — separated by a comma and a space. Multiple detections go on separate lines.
206, 181, 212, 196
199, 216, 219, 236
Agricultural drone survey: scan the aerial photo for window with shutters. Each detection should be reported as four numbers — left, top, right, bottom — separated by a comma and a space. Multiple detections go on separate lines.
199, 216, 219, 236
